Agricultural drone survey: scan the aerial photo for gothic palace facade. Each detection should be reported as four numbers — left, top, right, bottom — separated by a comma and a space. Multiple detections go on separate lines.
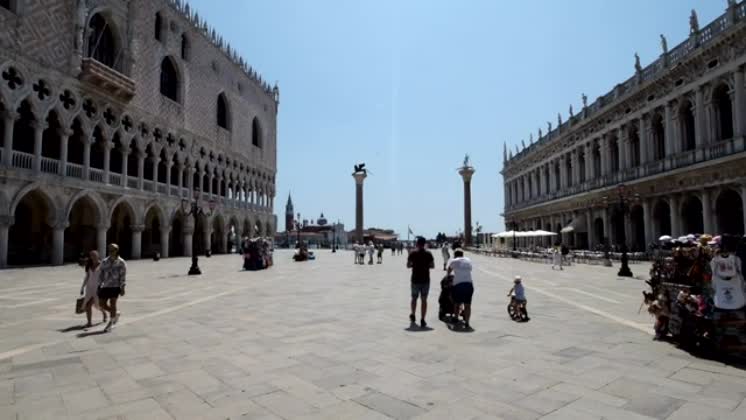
502, 2, 746, 252
0, 0, 278, 268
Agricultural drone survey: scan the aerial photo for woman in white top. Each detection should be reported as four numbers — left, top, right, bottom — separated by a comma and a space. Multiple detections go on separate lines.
81, 250, 107, 327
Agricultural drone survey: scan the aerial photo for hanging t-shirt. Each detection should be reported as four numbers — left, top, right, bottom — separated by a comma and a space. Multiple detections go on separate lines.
710, 254, 746, 310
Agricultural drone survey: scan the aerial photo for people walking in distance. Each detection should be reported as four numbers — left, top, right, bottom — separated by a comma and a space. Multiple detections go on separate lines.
80, 250, 107, 328
367, 241, 375, 265
407, 237, 434, 328
447, 249, 474, 329
392, 243, 396, 256
98, 244, 127, 332
352, 242, 359, 264
398, 242, 404, 255
552, 245, 563, 270
441, 243, 451, 271
377, 243, 384, 264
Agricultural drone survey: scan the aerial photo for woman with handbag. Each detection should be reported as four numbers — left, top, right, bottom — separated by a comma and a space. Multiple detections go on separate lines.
80, 250, 107, 328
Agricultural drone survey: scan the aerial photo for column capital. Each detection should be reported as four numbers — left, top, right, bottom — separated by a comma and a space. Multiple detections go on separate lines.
58, 127, 74, 138
2, 110, 19, 121
31, 121, 48, 131
130, 224, 145, 233
0, 215, 14, 227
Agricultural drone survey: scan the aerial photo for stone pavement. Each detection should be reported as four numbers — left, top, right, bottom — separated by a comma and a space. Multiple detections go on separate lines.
0, 250, 745, 419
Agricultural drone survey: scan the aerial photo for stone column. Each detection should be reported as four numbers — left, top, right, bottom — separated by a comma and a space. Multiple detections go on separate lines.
741, 185, 746, 234
32, 121, 48, 173
160, 227, 170, 258
559, 155, 567, 189
97, 225, 108, 258
538, 167, 545, 196
131, 224, 143, 259
151, 157, 160, 192
695, 86, 706, 146
0, 216, 11, 269
642, 199, 653, 248
120, 148, 129, 188
571, 150, 580, 186
585, 143, 593, 179
1, 111, 17, 167
82, 137, 92, 181
353, 171, 367, 243
204, 224, 212, 255
183, 223, 194, 257
59, 128, 71, 176
702, 189, 713, 234
669, 195, 681, 237
208, 172, 214, 198
664, 102, 674, 157
600, 136, 609, 176
602, 208, 611, 246
103, 141, 111, 184
735, 69, 745, 138
188, 167, 195, 199
137, 151, 145, 190
166, 159, 173, 196
177, 163, 184, 197
586, 209, 595, 250
620, 128, 630, 170
459, 165, 476, 246
639, 117, 649, 164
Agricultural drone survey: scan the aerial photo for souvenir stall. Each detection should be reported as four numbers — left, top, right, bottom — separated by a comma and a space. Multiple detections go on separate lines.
643, 234, 746, 355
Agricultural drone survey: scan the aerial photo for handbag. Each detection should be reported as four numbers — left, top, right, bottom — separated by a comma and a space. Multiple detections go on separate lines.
75, 297, 85, 314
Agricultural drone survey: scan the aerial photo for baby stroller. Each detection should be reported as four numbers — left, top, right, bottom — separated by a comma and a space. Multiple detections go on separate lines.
438, 275, 456, 322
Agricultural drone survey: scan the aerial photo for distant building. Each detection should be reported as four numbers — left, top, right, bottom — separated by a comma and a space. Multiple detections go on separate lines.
275, 204, 346, 248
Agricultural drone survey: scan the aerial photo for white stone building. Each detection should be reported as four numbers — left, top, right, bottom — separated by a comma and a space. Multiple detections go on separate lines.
502, 2, 746, 252
0, 0, 278, 267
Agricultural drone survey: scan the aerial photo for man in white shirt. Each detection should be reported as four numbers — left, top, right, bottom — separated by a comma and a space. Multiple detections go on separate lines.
447, 249, 474, 329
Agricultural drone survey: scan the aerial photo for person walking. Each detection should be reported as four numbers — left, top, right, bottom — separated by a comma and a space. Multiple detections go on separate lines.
80, 250, 107, 328
98, 244, 127, 332
407, 237, 434, 328
377, 243, 384, 264
367, 241, 375, 265
447, 249, 474, 329
441, 243, 451, 271
552, 245, 563, 270
391, 243, 396, 256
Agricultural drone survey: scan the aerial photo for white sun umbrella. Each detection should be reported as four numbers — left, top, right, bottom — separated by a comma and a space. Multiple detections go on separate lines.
535, 230, 557, 237
658, 235, 673, 242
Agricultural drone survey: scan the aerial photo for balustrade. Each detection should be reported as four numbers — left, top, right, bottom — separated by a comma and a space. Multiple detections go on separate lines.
40, 157, 58, 174
11, 151, 33, 169
89, 168, 104, 183
109, 173, 121, 186
66, 163, 83, 179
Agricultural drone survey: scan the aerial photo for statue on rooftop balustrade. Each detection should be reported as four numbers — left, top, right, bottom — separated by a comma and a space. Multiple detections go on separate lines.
690, 9, 699, 34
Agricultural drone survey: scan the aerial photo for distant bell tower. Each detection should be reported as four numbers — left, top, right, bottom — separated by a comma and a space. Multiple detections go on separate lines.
285, 193, 294, 232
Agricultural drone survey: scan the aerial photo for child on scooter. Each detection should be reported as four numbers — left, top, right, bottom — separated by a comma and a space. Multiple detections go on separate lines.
507, 276, 530, 321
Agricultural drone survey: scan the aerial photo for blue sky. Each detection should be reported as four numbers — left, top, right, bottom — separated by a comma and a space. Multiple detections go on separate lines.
190, 0, 725, 238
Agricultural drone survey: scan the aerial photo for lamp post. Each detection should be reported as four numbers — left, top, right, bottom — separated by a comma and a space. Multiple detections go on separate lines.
512, 221, 517, 252
181, 192, 215, 275
603, 184, 639, 278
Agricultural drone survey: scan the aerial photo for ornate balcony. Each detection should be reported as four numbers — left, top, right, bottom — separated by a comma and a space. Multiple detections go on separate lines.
79, 58, 136, 102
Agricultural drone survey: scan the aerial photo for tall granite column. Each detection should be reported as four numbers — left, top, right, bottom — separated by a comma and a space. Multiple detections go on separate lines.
353, 171, 367, 243
459, 164, 475, 246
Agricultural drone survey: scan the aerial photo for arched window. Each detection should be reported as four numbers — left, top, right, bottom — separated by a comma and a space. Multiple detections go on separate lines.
652, 114, 665, 160
714, 85, 734, 141
679, 100, 696, 151
252, 117, 262, 148
87, 14, 118, 69
181, 34, 189, 60
160, 58, 179, 102
155, 12, 163, 41
217, 94, 229, 130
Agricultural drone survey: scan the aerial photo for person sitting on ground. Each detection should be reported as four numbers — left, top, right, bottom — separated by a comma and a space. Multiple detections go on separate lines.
447, 249, 474, 329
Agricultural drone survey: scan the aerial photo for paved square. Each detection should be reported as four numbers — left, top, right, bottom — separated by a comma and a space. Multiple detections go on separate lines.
0, 251, 745, 419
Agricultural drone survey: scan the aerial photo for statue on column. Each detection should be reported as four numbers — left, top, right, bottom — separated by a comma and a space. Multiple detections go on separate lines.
690, 9, 699, 35
462, 154, 471, 168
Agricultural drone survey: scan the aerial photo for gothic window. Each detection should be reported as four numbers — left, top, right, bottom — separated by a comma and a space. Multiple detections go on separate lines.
252, 117, 262, 148
160, 57, 179, 102
0, 0, 11, 11
87, 14, 118, 70
155, 12, 163, 41
714, 84, 734, 141
181, 34, 189, 60
217, 94, 229, 130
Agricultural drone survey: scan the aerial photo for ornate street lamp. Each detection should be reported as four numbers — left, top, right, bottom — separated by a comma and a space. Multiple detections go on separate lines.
181, 191, 215, 275
603, 184, 640, 278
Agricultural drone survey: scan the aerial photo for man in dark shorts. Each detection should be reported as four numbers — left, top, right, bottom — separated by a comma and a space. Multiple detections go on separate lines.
98, 244, 127, 332
407, 237, 434, 328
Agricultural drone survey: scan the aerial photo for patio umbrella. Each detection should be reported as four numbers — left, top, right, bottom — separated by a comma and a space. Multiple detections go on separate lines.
658, 235, 672, 242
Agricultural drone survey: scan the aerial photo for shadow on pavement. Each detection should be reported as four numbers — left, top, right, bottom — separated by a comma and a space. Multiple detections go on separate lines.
58, 325, 87, 333
76, 330, 109, 338
405, 323, 434, 332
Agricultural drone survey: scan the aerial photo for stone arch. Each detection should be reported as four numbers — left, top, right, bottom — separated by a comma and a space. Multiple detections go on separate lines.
716, 188, 744, 235
653, 199, 672, 239
65, 193, 105, 262
142, 203, 165, 258
593, 217, 605, 247
169, 208, 185, 258
227, 215, 240, 252
12, 98, 36, 156
678, 98, 696, 152
712, 83, 734, 141
107, 198, 136, 259
8, 187, 58, 266
680, 195, 704, 235
211, 213, 226, 254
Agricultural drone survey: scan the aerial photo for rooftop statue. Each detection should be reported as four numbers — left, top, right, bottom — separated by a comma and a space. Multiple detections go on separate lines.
634, 53, 642, 73
353, 163, 367, 174
690, 9, 699, 34
660, 34, 668, 55
582, 93, 588, 109
463, 154, 471, 168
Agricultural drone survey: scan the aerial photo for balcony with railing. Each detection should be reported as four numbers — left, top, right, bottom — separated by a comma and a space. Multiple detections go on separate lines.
89, 168, 104, 183
11, 151, 32, 170
40, 157, 58, 174
66, 163, 83, 179
507, 136, 746, 214
109, 173, 121, 186
79, 58, 136, 102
